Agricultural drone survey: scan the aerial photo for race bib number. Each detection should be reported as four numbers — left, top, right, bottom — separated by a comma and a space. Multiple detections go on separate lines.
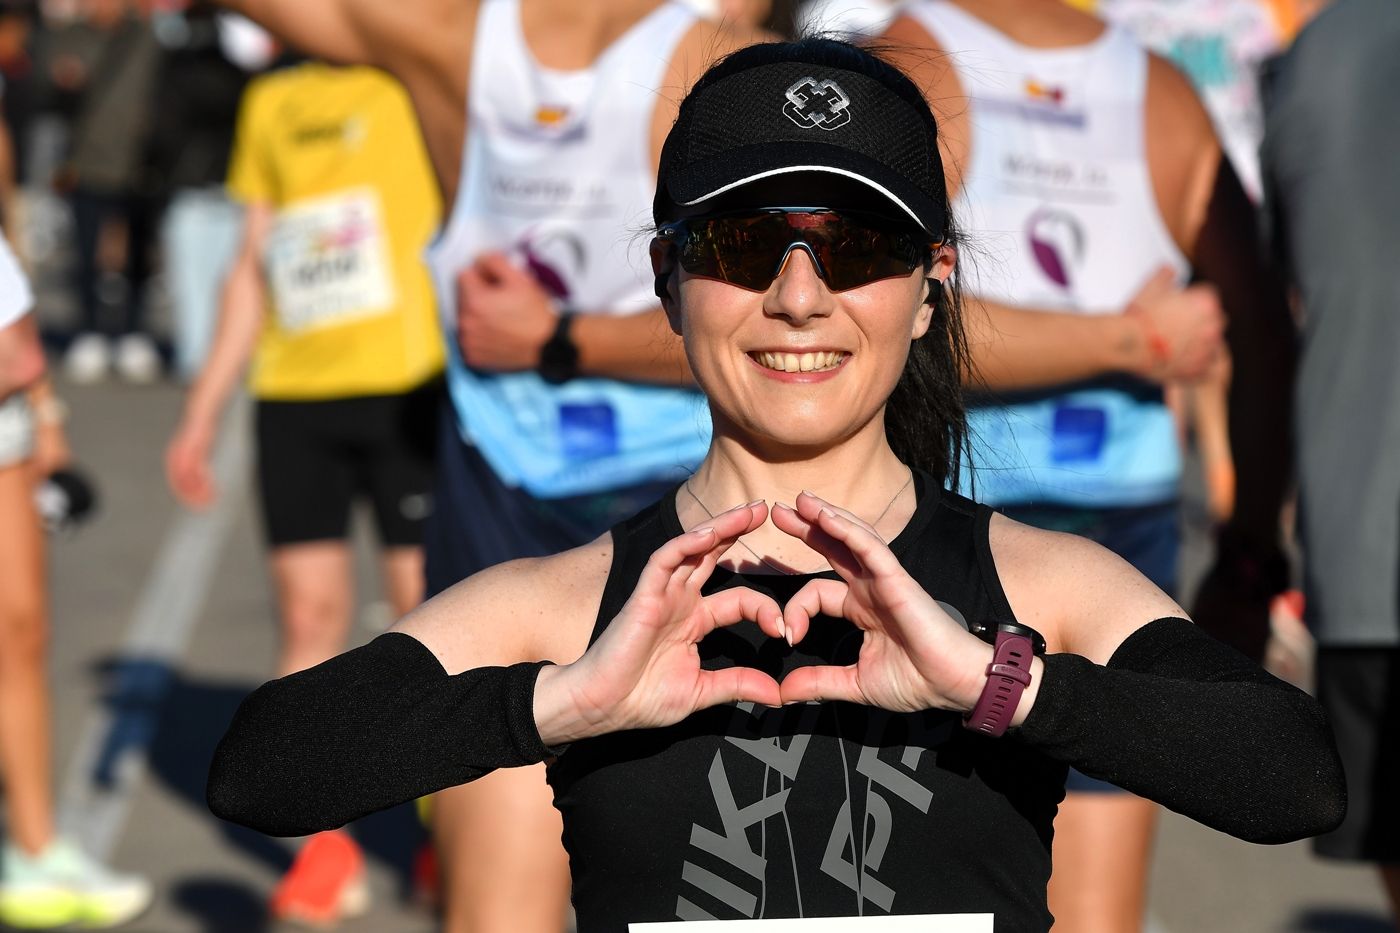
632, 915, 992, 931
265, 188, 395, 332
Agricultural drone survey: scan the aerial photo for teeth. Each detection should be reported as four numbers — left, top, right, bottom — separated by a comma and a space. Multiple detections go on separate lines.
754, 351, 845, 373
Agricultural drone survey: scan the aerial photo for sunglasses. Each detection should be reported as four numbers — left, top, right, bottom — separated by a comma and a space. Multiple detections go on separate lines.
655, 208, 939, 293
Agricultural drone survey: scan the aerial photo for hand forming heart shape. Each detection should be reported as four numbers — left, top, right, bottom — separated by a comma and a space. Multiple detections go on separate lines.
533, 491, 1001, 748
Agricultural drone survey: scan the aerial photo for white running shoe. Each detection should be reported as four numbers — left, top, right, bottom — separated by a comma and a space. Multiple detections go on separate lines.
63, 333, 111, 385
0, 837, 154, 929
113, 334, 161, 385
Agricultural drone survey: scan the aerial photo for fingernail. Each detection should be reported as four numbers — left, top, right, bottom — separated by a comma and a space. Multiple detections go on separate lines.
693, 526, 716, 537
820, 507, 837, 519
747, 499, 765, 507
801, 489, 817, 498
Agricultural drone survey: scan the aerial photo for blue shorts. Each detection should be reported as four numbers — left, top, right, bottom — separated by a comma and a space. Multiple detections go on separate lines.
1000, 500, 1180, 794
424, 404, 678, 597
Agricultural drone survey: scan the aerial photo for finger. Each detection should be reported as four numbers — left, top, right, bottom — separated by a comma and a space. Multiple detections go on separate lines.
795, 493, 905, 579
697, 667, 782, 710
770, 501, 860, 580
642, 503, 762, 596
779, 664, 863, 705
782, 577, 850, 646
701, 585, 785, 642
1133, 264, 1175, 301
794, 490, 881, 538
476, 251, 522, 285
685, 501, 768, 589
456, 263, 487, 301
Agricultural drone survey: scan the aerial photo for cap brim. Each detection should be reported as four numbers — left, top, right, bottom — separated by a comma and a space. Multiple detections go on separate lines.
669, 142, 944, 239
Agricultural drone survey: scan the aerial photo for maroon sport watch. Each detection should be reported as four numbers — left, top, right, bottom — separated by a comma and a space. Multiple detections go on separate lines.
963, 621, 1045, 738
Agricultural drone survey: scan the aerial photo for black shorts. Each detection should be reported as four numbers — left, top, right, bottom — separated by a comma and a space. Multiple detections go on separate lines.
423, 403, 678, 597
255, 381, 441, 548
1312, 647, 1400, 863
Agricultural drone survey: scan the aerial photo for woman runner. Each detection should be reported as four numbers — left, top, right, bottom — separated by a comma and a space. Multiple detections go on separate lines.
208, 38, 1344, 932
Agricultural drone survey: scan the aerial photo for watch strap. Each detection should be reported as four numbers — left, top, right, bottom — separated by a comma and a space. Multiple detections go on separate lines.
538, 311, 579, 385
963, 630, 1035, 737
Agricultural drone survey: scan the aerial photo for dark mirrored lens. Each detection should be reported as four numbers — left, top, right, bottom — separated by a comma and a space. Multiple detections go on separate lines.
677, 214, 793, 290
670, 211, 925, 292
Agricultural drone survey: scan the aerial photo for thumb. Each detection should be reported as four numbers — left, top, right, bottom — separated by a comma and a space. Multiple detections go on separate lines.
1131, 265, 1176, 305
475, 251, 524, 286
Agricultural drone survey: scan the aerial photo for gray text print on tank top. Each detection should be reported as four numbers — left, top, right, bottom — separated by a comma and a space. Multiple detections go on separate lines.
675, 600, 971, 919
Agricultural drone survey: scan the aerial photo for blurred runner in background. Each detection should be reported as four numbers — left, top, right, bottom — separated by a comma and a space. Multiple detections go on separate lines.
146, 3, 257, 380
884, 1, 1293, 929
0, 226, 152, 929
165, 59, 443, 927
203, 1, 763, 929
45, 0, 163, 384
1262, 0, 1400, 923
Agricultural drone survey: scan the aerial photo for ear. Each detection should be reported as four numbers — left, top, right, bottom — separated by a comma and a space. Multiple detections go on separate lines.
649, 237, 682, 334
912, 278, 938, 340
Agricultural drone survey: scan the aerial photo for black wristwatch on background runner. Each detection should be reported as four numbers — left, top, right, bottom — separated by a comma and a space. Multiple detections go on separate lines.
538, 311, 579, 385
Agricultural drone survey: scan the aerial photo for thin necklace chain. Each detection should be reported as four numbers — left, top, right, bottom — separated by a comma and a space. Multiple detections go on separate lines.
683, 470, 914, 576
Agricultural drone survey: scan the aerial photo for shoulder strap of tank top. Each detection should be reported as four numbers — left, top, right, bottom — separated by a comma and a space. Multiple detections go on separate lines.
589, 491, 676, 646
906, 487, 1023, 628
969, 501, 1019, 625
598, 2, 698, 93
903, 0, 1021, 97
1096, 26, 1150, 156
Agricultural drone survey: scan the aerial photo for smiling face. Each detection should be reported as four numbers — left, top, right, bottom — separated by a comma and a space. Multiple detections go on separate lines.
655, 176, 955, 457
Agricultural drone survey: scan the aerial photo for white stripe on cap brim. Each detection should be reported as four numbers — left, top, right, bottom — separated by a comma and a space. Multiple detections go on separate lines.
680, 165, 929, 232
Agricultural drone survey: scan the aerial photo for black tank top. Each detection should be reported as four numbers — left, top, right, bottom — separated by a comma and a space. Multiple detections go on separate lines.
548, 475, 1065, 932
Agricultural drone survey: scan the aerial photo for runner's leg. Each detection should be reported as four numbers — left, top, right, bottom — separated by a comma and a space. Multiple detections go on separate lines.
424, 415, 572, 932
381, 547, 425, 617
1009, 504, 1174, 933
0, 462, 55, 855
1047, 794, 1156, 933
435, 768, 570, 933
1380, 865, 1400, 930
269, 542, 355, 678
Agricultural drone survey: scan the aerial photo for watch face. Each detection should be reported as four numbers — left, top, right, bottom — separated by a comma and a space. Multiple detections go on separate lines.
969, 619, 1047, 656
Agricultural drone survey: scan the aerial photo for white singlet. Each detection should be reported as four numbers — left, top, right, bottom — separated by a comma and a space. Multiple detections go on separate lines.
427, 0, 711, 499
0, 236, 34, 331
907, 1, 1189, 508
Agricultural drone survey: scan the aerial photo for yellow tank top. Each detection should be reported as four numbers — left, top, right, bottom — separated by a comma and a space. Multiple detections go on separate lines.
227, 64, 444, 400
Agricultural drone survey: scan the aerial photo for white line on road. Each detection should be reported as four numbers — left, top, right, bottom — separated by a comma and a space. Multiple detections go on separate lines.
58, 397, 250, 859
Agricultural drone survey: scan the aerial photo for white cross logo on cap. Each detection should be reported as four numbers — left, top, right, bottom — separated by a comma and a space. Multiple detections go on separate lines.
783, 77, 852, 131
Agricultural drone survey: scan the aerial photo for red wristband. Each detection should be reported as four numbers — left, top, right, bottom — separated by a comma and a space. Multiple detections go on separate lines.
963, 630, 1035, 737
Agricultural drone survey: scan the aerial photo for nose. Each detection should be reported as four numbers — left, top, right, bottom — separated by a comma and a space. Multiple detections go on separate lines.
764, 245, 835, 325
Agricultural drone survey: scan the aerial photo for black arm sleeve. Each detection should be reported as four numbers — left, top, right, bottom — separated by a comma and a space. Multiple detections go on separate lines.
1014, 617, 1346, 844
206, 633, 552, 837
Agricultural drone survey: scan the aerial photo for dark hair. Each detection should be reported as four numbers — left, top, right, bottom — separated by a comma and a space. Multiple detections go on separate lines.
663, 38, 972, 491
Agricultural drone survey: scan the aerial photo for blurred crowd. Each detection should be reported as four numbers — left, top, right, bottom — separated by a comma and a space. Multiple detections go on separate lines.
0, 0, 1396, 930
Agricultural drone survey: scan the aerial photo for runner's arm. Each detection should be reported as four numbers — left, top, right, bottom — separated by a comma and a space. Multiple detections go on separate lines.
969, 299, 1141, 389
573, 308, 693, 385
208, 545, 605, 835
0, 314, 43, 400
176, 203, 271, 429
993, 516, 1345, 843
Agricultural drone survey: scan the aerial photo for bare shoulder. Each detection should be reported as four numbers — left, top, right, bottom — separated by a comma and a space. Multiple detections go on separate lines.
1144, 51, 1221, 251
986, 511, 1185, 663
392, 533, 615, 674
